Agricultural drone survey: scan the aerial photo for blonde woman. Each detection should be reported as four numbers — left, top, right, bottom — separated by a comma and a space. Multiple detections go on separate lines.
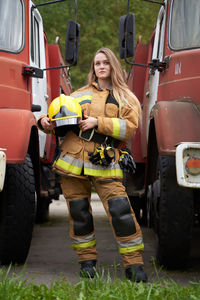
39, 48, 147, 282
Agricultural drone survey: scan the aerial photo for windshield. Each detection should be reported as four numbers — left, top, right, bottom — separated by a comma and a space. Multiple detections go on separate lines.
169, 0, 200, 50
0, 0, 24, 52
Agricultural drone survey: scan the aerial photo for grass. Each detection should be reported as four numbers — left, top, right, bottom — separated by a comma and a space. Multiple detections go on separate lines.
0, 265, 200, 300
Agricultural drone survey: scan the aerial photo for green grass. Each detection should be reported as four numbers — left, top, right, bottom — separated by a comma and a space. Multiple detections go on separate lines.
0, 266, 200, 300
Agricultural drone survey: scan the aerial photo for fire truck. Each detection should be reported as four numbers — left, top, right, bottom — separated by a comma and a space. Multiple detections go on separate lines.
0, 0, 79, 264
119, 0, 200, 268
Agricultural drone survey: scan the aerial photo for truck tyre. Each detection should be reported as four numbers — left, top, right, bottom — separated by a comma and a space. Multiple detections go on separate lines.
153, 155, 193, 268
129, 196, 141, 224
123, 171, 145, 225
146, 185, 153, 228
0, 154, 35, 265
36, 197, 51, 224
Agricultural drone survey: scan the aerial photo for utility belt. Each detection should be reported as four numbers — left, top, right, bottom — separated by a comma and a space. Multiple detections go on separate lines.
52, 127, 119, 164
74, 127, 120, 148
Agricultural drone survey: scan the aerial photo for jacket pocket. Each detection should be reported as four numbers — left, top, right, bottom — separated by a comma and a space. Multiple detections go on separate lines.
60, 132, 83, 157
105, 103, 119, 118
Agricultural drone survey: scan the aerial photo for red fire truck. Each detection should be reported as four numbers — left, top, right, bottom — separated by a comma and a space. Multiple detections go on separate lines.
0, 0, 79, 264
119, 0, 200, 268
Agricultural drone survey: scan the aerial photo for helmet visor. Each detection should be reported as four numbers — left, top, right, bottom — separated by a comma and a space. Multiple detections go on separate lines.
55, 117, 80, 127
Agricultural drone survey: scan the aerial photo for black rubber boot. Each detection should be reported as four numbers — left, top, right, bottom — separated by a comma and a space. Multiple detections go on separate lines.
125, 265, 148, 283
80, 260, 97, 278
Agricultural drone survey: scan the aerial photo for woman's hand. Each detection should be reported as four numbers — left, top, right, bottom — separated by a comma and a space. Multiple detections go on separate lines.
79, 114, 98, 132
41, 117, 54, 131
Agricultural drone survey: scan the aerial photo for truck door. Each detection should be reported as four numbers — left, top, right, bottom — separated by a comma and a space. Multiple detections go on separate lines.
29, 1, 47, 158
142, 3, 166, 149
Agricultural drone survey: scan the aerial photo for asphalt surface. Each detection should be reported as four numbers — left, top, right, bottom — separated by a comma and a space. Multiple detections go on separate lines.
10, 194, 200, 286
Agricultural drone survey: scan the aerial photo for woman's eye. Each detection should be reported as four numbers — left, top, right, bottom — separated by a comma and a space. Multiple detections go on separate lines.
95, 61, 109, 66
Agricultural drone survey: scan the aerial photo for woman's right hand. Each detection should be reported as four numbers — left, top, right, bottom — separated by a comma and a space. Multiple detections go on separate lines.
41, 117, 54, 131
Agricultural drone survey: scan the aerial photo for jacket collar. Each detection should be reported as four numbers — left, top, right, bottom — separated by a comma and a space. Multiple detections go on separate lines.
92, 81, 113, 91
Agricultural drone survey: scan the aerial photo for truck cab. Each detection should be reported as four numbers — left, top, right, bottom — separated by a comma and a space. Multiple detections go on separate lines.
0, 0, 78, 265
120, 0, 200, 268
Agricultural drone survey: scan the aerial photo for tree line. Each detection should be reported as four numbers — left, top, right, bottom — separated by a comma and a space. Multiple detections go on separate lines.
34, 0, 159, 89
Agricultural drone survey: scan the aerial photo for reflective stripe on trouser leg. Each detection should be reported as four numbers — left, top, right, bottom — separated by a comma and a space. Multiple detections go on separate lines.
61, 176, 97, 262
117, 237, 144, 267
92, 178, 144, 266
108, 197, 144, 266
71, 233, 97, 262
69, 197, 97, 261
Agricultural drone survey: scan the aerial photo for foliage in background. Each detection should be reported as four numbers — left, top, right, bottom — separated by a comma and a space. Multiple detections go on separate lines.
34, 0, 160, 90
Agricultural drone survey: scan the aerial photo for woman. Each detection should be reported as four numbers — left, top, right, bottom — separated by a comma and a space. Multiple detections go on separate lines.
39, 48, 147, 282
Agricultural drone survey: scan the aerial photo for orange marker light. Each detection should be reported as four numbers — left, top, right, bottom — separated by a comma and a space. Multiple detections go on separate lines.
186, 158, 200, 175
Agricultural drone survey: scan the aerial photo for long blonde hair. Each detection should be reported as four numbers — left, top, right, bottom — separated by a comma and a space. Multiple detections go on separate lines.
87, 47, 141, 119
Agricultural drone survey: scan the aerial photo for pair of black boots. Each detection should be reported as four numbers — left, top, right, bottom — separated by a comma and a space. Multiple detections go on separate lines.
80, 260, 148, 283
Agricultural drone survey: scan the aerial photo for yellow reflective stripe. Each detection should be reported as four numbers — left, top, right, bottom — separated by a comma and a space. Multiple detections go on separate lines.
119, 243, 144, 254
84, 167, 123, 178
74, 95, 92, 103
72, 91, 92, 98
72, 239, 96, 250
55, 158, 82, 175
118, 237, 143, 248
71, 234, 96, 245
112, 118, 120, 139
112, 118, 126, 140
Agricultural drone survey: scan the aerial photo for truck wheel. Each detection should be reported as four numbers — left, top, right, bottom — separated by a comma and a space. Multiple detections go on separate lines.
36, 197, 51, 224
153, 155, 193, 268
0, 154, 35, 265
123, 171, 145, 225
129, 196, 147, 225
129, 196, 141, 224
146, 185, 153, 228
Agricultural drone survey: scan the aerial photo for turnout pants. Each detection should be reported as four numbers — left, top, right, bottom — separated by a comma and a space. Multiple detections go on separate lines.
61, 175, 144, 267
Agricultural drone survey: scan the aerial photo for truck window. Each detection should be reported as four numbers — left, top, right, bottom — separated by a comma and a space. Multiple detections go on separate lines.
31, 10, 41, 68
169, 0, 200, 50
0, 0, 24, 52
33, 17, 40, 67
151, 6, 165, 62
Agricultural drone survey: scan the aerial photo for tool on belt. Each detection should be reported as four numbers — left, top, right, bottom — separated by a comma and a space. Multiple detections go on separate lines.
119, 148, 136, 174
88, 146, 115, 166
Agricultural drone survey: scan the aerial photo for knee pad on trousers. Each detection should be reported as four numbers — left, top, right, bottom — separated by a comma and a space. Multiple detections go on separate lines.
69, 198, 94, 236
108, 197, 136, 237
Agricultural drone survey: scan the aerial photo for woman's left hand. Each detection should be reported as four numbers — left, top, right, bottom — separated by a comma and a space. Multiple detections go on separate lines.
79, 114, 98, 131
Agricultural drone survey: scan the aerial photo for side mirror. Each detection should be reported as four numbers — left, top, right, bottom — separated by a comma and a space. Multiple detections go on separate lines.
119, 13, 135, 59
65, 20, 80, 66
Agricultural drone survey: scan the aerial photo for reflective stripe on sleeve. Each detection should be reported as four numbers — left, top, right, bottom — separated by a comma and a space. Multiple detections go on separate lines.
111, 118, 126, 140
84, 162, 123, 178
54, 155, 83, 175
79, 99, 92, 105
72, 239, 96, 250
72, 92, 92, 105
119, 243, 144, 254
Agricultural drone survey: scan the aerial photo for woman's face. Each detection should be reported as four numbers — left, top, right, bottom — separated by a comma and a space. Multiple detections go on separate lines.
94, 52, 111, 81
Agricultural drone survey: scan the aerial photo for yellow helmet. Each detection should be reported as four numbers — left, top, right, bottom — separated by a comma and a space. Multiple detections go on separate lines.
48, 94, 82, 136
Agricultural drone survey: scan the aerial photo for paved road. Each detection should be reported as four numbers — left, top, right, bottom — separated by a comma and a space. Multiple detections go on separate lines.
12, 194, 200, 286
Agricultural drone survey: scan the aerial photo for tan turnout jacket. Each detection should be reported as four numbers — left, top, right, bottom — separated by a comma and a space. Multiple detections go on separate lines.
39, 82, 139, 179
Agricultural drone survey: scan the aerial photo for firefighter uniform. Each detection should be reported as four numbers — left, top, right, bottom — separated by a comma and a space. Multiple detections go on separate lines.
51, 82, 144, 267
